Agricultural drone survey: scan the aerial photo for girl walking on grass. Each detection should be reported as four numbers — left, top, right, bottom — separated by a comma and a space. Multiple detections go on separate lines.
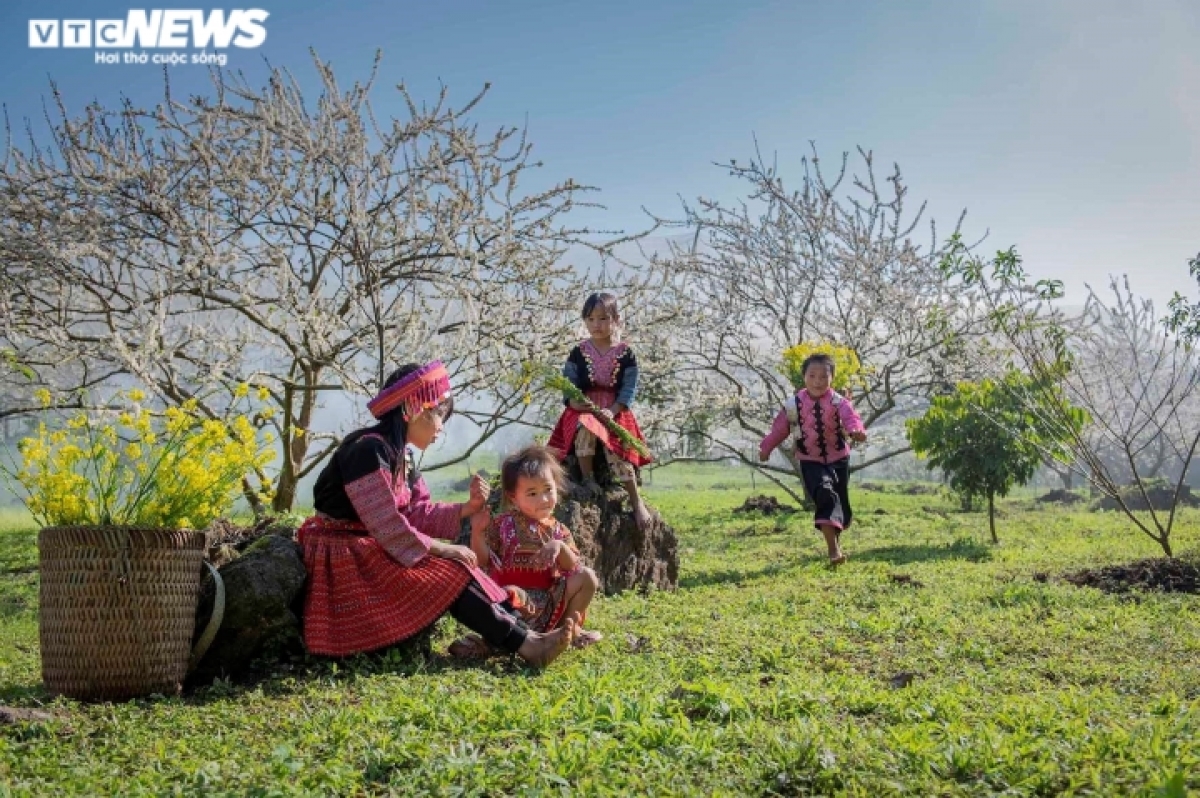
759, 353, 867, 565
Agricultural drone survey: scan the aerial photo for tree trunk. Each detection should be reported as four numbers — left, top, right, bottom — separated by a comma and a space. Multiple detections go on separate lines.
273, 473, 299, 514
241, 476, 266, 518
988, 492, 998, 544
273, 371, 320, 513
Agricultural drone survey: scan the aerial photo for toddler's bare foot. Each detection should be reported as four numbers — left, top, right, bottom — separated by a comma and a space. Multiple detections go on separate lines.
448, 633, 494, 659
632, 501, 652, 531
517, 612, 579, 668
829, 553, 848, 566
573, 629, 603, 649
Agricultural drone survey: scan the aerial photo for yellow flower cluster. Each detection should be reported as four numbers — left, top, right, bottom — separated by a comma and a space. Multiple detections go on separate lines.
11, 389, 275, 529
781, 341, 869, 395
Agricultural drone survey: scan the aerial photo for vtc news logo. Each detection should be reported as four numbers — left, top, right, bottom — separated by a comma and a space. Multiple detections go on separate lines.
29, 9, 269, 49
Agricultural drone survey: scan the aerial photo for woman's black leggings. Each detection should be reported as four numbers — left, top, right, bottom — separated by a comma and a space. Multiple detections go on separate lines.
448, 580, 528, 653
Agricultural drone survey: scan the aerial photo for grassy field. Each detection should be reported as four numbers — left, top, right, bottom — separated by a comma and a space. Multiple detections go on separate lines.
0, 465, 1198, 795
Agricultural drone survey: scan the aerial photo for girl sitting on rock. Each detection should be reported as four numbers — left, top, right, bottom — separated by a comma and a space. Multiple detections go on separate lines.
547, 292, 654, 529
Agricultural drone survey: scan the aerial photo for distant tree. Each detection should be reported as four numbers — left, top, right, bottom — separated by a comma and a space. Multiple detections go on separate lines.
941, 240, 1200, 557
1165, 251, 1200, 343
906, 372, 1083, 543
643, 144, 992, 504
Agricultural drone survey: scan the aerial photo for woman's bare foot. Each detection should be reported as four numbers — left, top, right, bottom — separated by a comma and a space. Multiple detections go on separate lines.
829, 553, 848, 567
517, 612, 579, 667
632, 500, 652, 531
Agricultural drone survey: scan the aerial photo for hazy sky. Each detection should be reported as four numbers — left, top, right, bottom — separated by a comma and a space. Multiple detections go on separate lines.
5, 0, 1198, 312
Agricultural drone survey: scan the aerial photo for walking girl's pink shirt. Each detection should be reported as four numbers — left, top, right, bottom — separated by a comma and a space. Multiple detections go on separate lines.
759, 389, 866, 464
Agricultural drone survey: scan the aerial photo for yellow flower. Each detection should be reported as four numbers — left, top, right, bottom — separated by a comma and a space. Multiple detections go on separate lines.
6, 393, 274, 529
256, 387, 271, 401
781, 341, 869, 394
233, 383, 249, 399
34, 388, 53, 408
127, 389, 146, 403
165, 407, 190, 434
58, 444, 84, 465
231, 416, 255, 444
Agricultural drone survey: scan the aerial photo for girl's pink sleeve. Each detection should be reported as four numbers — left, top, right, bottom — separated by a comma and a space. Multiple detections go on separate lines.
401, 475, 463, 541
839, 397, 866, 434
759, 408, 791, 459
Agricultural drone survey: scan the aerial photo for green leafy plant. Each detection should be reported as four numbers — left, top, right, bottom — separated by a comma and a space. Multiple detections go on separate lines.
1, 348, 35, 380
940, 236, 1196, 557
906, 372, 1085, 543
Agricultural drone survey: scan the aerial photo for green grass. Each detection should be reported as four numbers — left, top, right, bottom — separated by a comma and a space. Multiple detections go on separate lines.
1, 467, 1198, 795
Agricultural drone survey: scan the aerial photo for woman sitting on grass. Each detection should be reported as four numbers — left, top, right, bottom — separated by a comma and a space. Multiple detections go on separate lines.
298, 361, 577, 667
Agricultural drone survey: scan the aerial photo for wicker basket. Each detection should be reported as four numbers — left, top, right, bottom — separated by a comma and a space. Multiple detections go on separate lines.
38, 526, 208, 701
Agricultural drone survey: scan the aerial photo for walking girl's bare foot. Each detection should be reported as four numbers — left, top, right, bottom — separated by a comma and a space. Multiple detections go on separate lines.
517, 612, 579, 667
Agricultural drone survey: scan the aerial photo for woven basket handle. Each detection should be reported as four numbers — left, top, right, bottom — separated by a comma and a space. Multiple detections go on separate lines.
189, 561, 225, 671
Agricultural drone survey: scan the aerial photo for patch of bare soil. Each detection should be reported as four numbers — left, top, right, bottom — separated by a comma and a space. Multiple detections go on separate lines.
733, 495, 795, 515
1036, 489, 1086, 505
1092, 481, 1200, 512
1062, 557, 1200, 595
